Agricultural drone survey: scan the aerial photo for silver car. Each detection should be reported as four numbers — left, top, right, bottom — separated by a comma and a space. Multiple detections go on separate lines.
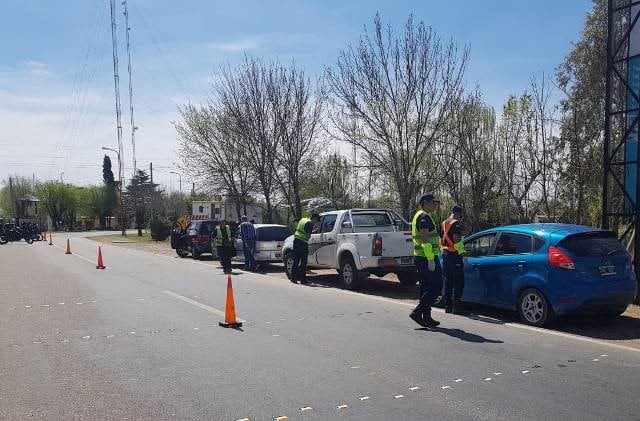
234, 224, 292, 266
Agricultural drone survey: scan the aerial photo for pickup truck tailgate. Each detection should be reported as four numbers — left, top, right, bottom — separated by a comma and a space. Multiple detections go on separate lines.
379, 231, 414, 258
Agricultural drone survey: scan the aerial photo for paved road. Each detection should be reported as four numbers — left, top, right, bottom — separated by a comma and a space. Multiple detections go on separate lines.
1, 234, 639, 420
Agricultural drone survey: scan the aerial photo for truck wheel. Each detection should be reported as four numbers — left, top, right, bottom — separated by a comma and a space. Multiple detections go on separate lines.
397, 272, 417, 286
284, 252, 294, 280
340, 255, 361, 290
518, 288, 554, 327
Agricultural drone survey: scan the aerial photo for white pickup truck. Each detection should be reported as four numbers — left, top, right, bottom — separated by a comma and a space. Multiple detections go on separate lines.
281, 208, 417, 289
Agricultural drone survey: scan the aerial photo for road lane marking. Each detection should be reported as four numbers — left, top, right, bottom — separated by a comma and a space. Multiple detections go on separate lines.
336, 404, 348, 410
82, 236, 640, 354
592, 358, 600, 362
162, 290, 247, 323
393, 394, 405, 399
300, 407, 313, 412
235, 418, 250, 421
493, 372, 502, 376
484, 377, 492, 381
409, 386, 420, 391
521, 370, 531, 374
453, 379, 463, 383
600, 354, 608, 357
440, 385, 451, 390
358, 396, 370, 401
273, 416, 288, 421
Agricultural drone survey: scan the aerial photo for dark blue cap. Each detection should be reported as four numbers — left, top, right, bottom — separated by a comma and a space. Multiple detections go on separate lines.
452, 205, 464, 214
419, 193, 438, 204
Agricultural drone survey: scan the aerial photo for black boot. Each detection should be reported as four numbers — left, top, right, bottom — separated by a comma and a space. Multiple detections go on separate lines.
422, 309, 440, 328
410, 304, 428, 327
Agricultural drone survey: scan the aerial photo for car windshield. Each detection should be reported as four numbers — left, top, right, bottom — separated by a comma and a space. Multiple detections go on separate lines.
558, 232, 626, 257
200, 221, 215, 234
257, 226, 292, 241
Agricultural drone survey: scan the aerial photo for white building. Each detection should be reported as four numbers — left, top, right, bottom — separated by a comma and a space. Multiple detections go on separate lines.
191, 199, 263, 223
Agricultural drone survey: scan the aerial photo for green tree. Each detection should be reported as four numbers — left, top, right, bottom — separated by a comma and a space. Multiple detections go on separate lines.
125, 170, 162, 236
0, 175, 35, 218
555, 0, 606, 225
38, 182, 77, 231
102, 155, 118, 227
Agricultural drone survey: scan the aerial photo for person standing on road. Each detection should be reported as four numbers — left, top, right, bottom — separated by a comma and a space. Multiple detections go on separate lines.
410, 193, 443, 328
239, 215, 257, 272
213, 219, 234, 274
291, 213, 320, 284
441, 205, 467, 315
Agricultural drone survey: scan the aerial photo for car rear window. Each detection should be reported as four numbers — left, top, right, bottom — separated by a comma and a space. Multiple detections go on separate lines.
200, 222, 215, 234
352, 213, 392, 227
257, 226, 292, 241
558, 231, 626, 257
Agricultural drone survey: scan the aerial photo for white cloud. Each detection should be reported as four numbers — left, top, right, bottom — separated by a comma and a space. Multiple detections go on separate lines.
208, 39, 261, 53
20, 60, 54, 78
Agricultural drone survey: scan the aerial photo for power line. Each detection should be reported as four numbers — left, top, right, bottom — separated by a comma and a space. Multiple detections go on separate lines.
123, 0, 138, 175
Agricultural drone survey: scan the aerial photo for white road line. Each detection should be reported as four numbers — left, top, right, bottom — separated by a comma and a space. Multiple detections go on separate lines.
81, 236, 640, 355
52, 243, 97, 266
162, 290, 247, 323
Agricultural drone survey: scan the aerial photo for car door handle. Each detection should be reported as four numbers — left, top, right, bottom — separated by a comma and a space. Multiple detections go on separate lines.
472, 263, 479, 269
516, 260, 527, 268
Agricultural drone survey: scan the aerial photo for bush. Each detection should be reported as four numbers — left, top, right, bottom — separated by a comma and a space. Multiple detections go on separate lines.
150, 218, 171, 241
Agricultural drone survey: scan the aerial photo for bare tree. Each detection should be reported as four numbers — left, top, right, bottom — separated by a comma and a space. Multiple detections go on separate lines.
213, 57, 280, 222
270, 64, 324, 218
439, 90, 503, 230
326, 14, 468, 219
175, 104, 252, 220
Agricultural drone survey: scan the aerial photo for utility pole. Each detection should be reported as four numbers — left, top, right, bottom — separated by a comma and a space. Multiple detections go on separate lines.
122, 0, 138, 175
149, 162, 154, 221
110, 0, 126, 236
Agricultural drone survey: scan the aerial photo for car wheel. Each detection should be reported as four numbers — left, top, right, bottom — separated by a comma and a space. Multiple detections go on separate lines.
603, 306, 627, 318
284, 252, 294, 280
340, 255, 361, 290
397, 272, 418, 286
176, 247, 189, 258
518, 288, 553, 327
0, 234, 7, 244
191, 245, 200, 259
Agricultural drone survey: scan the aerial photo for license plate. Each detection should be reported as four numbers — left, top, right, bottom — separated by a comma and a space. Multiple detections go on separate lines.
598, 265, 617, 276
274, 253, 281, 258
400, 257, 413, 265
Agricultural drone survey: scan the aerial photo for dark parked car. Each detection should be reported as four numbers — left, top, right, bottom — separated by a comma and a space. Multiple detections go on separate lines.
443, 224, 637, 327
170, 220, 216, 259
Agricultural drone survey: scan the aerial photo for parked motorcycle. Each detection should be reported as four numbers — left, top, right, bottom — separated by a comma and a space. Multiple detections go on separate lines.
0, 224, 34, 245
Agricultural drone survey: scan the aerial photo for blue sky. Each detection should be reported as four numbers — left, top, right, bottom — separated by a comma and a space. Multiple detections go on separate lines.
0, 0, 593, 189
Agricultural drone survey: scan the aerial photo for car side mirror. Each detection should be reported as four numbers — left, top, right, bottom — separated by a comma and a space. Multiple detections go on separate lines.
341, 221, 352, 229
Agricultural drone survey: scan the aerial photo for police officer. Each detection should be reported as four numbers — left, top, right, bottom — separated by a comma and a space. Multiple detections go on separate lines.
441, 205, 467, 315
291, 213, 320, 284
410, 193, 443, 328
213, 219, 235, 274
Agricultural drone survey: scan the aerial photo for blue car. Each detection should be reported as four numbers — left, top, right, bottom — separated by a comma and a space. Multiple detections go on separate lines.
452, 224, 637, 327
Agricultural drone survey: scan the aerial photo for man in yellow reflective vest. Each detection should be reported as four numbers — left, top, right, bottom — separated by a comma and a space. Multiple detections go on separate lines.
213, 219, 235, 274
410, 193, 443, 328
291, 213, 321, 284
441, 205, 467, 315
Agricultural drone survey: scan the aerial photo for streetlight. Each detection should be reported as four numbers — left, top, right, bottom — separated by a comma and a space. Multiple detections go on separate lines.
102, 146, 126, 237
169, 171, 182, 192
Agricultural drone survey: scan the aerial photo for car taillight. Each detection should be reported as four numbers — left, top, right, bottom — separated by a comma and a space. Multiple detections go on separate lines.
548, 246, 575, 270
372, 234, 383, 256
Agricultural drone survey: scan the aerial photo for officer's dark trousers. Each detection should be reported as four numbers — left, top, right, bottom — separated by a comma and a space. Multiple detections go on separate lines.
443, 251, 465, 310
217, 246, 233, 273
292, 238, 308, 282
414, 256, 443, 315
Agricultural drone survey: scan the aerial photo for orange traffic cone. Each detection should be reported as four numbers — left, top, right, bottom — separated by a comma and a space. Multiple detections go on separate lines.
219, 275, 242, 328
48, 233, 53, 246
65, 238, 72, 255
96, 246, 105, 269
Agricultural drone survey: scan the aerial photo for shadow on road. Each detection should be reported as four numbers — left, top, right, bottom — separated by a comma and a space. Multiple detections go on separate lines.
416, 326, 503, 344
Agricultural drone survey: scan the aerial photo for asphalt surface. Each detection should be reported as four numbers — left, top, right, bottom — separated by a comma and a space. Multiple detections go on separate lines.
1, 233, 640, 420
